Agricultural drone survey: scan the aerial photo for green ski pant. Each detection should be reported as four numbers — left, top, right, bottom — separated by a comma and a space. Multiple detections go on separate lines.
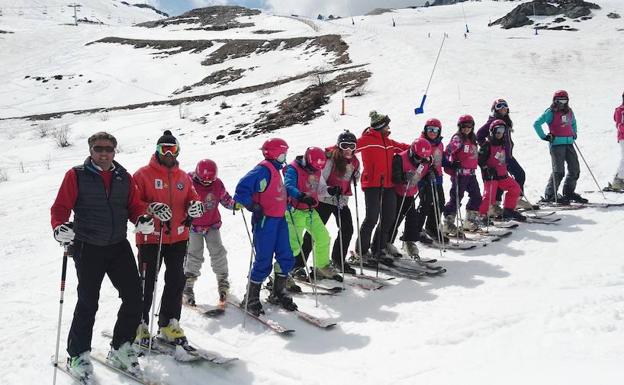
286, 208, 330, 269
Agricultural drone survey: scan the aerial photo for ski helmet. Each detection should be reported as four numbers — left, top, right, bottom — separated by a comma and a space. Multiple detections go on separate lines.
409, 137, 432, 160
491, 98, 509, 112
423, 118, 442, 136
304, 146, 327, 171
457, 114, 475, 128
261, 138, 289, 162
337, 130, 357, 145
195, 159, 217, 184
489, 119, 507, 136
553, 90, 569, 100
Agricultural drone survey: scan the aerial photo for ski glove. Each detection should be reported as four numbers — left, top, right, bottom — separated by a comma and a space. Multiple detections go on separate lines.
299, 194, 317, 207
233, 202, 244, 211
451, 160, 461, 170
543, 133, 554, 143
53, 222, 75, 245
327, 186, 342, 197
187, 200, 204, 218
135, 215, 154, 235
148, 202, 172, 222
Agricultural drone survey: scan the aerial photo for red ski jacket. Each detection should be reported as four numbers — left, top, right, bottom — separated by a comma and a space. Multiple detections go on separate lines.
356, 128, 409, 189
133, 154, 199, 245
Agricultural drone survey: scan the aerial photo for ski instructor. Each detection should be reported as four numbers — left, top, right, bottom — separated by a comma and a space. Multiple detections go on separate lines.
50, 131, 154, 381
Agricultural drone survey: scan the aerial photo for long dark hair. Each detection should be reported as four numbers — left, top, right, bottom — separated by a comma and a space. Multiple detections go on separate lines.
329, 147, 348, 176
550, 101, 571, 114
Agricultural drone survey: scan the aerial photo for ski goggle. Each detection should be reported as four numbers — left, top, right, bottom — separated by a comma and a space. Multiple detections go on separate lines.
425, 126, 440, 133
157, 143, 179, 156
91, 145, 115, 153
338, 142, 356, 151
494, 102, 508, 110
492, 125, 506, 134
554, 98, 568, 105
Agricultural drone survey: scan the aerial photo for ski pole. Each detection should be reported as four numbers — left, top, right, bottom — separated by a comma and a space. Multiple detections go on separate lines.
148, 221, 167, 356
307, 207, 320, 307
430, 176, 445, 257
334, 195, 346, 289
574, 142, 607, 200
414, 34, 446, 115
52, 245, 70, 385
549, 146, 559, 204
485, 179, 494, 233
375, 176, 385, 278
454, 174, 463, 243
287, 208, 318, 307
391, 179, 413, 245
352, 177, 365, 276
240, 211, 256, 328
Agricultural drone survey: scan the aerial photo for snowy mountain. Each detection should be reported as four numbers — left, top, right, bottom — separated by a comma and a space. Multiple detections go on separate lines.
1, 1, 624, 384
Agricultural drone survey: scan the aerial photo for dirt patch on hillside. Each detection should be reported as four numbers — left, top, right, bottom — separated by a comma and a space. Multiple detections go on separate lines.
137, 6, 259, 30
173, 67, 247, 94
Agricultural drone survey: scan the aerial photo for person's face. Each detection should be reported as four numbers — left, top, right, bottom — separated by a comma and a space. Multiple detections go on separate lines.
460, 123, 474, 136
89, 139, 115, 170
156, 143, 179, 168
381, 125, 391, 136
425, 126, 440, 140
338, 141, 356, 159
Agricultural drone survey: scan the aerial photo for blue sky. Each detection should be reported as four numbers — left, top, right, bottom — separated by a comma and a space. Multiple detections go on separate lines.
149, 0, 428, 18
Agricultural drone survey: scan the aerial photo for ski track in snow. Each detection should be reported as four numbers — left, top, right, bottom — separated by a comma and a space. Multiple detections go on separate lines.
1, 1, 624, 384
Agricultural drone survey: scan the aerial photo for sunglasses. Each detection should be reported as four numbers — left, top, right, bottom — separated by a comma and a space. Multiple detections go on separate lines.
92, 145, 115, 153
425, 126, 440, 133
554, 98, 568, 104
338, 142, 356, 151
493, 125, 506, 134
157, 143, 179, 156
495, 102, 509, 110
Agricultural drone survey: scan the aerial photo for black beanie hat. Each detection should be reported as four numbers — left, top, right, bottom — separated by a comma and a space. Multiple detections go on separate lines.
157, 130, 178, 145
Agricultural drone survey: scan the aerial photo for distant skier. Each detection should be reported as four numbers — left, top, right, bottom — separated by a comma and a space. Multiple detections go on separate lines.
611, 92, 624, 190
534, 90, 588, 204
301, 131, 361, 275
133, 130, 203, 346
478, 120, 526, 222
411, 118, 448, 243
183, 159, 240, 307
442, 115, 483, 233
354, 111, 409, 262
389, 137, 433, 257
477, 98, 532, 213
285, 147, 342, 281
50, 132, 151, 381
234, 138, 297, 316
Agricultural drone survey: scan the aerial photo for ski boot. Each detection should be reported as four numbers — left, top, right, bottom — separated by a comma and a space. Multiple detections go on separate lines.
332, 257, 356, 275
443, 214, 459, 236
488, 201, 503, 218
611, 177, 624, 190
268, 274, 298, 311
539, 194, 570, 205
67, 351, 94, 383
402, 241, 420, 257
183, 276, 197, 306
241, 281, 264, 316
314, 264, 343, 282
107, 342, 142, 378
158, 319, 188, 346
563, 192, 588, 204
216, 274, 230, 303
463, 210, 480, 231
135, 321, 151, 347
516, 196, 534, 211
384, 242, 402, 258
501, 208, 526, 222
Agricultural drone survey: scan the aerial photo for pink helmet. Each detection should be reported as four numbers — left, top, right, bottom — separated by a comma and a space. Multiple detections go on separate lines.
304, 147, 327, 171
261, 138, 289, 161
553, 90, 569, 100
410, 137, 432, 159
457, 114, 475, 127
195, 159, 217, 184
489, 119, 507, 135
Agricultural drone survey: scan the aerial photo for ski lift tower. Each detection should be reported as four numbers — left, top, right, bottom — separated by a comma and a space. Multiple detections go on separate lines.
68, 3, 82, 26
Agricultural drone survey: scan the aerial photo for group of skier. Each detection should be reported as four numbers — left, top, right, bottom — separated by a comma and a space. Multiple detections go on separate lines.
49, 90, 624, 383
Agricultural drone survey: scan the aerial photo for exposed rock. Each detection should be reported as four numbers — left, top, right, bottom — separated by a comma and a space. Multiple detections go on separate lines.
490, 0, 600, 29
88, 37, 214, 55
252, 30, 283, 34
0, 30, 14, 34
607, 12, 621, 19
137, 6, 259, 30
565, 6, 590, 18
430, 0, 468, 5
174, 68, 246, 94
132, 3, 169, 17
366, 8, 394, 16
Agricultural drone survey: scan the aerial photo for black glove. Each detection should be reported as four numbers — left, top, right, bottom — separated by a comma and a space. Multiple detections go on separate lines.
327, 186, 342, 197
299, 194, 318, 207
543, 133, 554, 143
451, 160, 461, 170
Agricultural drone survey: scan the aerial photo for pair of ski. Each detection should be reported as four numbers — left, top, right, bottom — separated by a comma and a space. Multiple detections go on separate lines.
293, 273, 390, 292
354, 252, 447, 279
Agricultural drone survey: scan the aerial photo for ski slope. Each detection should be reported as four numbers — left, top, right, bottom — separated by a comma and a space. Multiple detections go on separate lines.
1, 1, 624, 384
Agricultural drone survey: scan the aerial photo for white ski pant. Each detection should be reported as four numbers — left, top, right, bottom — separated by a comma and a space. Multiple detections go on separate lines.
184, 229, 228, 279
617, 141, 624, 179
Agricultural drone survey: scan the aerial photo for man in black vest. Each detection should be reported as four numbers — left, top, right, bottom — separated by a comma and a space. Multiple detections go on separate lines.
50, 132, 168, 381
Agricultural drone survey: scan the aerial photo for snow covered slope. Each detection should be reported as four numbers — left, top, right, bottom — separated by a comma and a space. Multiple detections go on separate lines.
1, 1, 624, 385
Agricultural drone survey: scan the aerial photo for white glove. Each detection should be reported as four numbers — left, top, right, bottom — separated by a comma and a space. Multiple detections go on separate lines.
187, 200, 204, 218
54, 222, 75, 244
148, 202, 172, 222
135, 215, 154, 235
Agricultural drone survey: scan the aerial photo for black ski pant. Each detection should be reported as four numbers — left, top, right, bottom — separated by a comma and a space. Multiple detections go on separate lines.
356, 187, 397, 256
67, 239, 141, 357
139, 240, 187, 328
301, 201, 354, 267
413, 181, 445, 240
389, 194, 420, 243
